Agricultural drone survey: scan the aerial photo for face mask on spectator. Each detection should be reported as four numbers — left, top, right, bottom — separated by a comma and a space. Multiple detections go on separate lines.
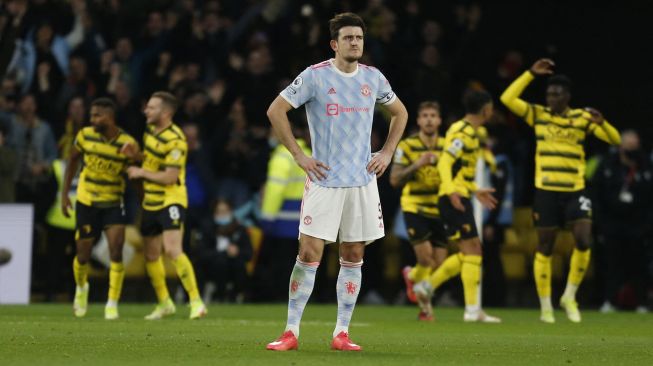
214, 215, 233, 226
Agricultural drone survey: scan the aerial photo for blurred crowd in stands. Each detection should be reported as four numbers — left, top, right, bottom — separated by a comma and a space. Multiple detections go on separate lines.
0, 0, 650, 310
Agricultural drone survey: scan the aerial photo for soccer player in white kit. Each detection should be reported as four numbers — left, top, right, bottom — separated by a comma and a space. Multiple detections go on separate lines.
265, 13, 408, 351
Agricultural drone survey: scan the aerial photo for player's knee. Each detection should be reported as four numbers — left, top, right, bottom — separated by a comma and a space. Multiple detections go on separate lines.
297, 249, 321, 263
416, 255, 434, 268
109, 252, 123, 262
164, 250, 182, 261
575, 234, 592, 251
144, 251, 160, 262
536, 229, 556, 256
460, 238, 482, 256
572, 223, 592, 251
75, 254, 90, 264
536, 243, 554, 256
432, 260, 443, 271
297, 239, 324, 263
75, 241, 93, 262
340, 244, 364, 263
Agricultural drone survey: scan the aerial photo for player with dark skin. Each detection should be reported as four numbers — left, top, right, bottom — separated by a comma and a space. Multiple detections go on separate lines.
528, 58, 605, 258
62, 104, 126, 268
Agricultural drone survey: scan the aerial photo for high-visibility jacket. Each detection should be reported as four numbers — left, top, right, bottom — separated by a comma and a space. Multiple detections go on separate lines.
46, 159, 78, 230
260, 139, 310, 238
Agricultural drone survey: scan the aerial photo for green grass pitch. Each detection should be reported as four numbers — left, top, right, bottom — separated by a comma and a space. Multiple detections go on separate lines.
1, 304, 652, 365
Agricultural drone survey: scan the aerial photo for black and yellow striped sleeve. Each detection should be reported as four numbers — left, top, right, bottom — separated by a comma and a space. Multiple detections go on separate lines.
500, 71, 539, 126
586, 117, 621, 146
73, 130, 85, 153
162, 139, 187, 169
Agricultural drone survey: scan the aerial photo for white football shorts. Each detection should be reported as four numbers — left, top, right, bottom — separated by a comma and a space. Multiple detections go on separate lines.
298, 178, 385, 244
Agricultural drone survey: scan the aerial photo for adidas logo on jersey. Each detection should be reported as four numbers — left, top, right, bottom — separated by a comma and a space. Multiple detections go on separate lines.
328, 88, 336, 94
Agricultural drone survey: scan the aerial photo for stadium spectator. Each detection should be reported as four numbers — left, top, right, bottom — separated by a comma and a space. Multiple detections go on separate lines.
594, 130, 652, 313
56, 96, 85, 157
181, 122, 216, 253
211, 98, 257, 208
0, 0, 648, 309
112, 80, 144, 141
0, 0, 27, 76
44, 154, 77, 302
0, 121, 17, 202
255, 121, 311, 301
9, 0, 86, 95
55, 54, 96, 117
481, 124, 514, 307
197, 198, 253, 303
6, 93, 57, 218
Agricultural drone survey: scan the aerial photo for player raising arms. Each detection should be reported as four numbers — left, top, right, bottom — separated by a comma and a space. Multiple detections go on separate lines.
413, 90, 501, 323
500, 59, 620, 323
121, 91, 207, 320
265, 13, 408, 351
62, 97, 138, 320
390, 101, 446, 321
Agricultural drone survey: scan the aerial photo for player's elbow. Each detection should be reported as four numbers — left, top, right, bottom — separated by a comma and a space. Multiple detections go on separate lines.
395, 105, 409, 122
499, 91, 511, 106
266, 104, 276, 121
266, 102, 283, 123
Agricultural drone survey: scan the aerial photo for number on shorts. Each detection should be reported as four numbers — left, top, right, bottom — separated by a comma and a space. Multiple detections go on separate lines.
578, 196, 591, 211
169, 206, 180, 220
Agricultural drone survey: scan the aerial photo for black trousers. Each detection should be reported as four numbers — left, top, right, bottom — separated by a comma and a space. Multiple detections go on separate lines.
45, 225, 76, 301
603, 234, 649, 306
197, 252, 248, 301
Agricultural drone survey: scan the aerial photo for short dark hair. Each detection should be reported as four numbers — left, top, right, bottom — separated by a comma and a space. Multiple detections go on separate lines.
91, 97, 117, 116
417, 101, 441, 114
463, 90, 493, 114
151, 91, 179, 113
329, 12, 366, 40
547, 74, 572, 93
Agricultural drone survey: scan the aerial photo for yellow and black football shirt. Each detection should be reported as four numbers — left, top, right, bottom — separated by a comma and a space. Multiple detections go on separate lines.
393, 134, 444, 217
501, 71, 621, 192
142, 123, 188, 211
74, 127, 137, 207
438, 120, 480, 199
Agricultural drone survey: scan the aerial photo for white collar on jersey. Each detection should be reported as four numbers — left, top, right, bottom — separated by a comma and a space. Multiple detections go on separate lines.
329, 58, 359, 78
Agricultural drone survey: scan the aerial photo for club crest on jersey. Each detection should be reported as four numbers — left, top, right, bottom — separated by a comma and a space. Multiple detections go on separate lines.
360, 84, 371, 97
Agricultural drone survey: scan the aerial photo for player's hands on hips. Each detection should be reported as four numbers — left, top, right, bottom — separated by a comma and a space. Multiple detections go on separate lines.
120, 142, 138, 159
62, 194, 72, 218
449, 192, 466, 212
368, 149, 393, 177
584, 107, 604, 125
530, 58, 555, 76
127, 166, 144, 179
295, 153, 330, 181
475, 188, 498, 209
